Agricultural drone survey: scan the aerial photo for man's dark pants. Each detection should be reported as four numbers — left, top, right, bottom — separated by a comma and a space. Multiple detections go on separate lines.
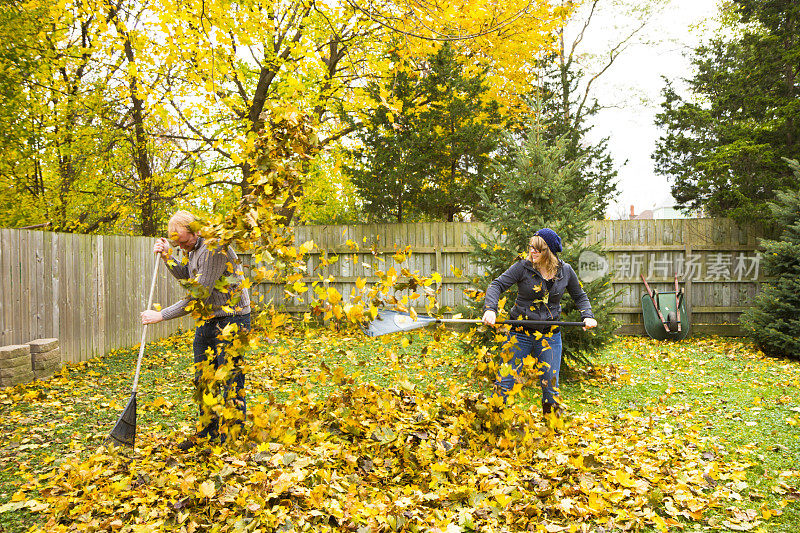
192, 313, 250, 441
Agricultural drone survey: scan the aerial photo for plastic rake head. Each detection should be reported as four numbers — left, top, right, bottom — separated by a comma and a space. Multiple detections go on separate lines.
363, 309, 438, 337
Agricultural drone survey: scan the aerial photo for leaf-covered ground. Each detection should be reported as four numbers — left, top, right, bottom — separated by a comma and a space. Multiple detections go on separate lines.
1, 329, 798, 532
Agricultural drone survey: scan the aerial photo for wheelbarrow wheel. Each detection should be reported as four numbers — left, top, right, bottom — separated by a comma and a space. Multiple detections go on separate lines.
666, 312, 679, 333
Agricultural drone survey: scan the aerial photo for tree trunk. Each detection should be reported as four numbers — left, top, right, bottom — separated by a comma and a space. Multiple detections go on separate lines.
122, 36, 157, 236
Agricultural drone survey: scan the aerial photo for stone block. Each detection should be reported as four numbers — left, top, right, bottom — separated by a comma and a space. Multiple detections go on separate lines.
33, 362, 58, 380
33, 357, 61, 371
31, 348, 60, 365
0, 345, 30, 360
0, 370, 34, 387
28, 339, 59, 354
0, 365, 33, 379
0, 354, 30, 370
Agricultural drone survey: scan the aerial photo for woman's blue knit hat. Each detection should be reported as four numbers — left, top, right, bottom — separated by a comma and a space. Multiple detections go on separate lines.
534, 228, 562, 253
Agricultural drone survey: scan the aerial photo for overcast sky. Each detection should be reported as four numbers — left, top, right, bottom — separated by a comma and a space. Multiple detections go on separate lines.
575, 0, 722, 219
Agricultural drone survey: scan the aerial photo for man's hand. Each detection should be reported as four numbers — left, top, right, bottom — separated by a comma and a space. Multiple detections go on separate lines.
482, 310, 496, 325
153, 237, 171, 260
583, 317, 598, 331
141, 310, 163, 325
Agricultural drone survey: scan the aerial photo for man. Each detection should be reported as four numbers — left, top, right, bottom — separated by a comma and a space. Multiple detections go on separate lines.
141, 210, 251, 450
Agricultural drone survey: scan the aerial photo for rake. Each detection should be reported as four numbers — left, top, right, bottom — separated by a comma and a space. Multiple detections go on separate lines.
107, 254, 160, 447
364, 309, 585, 337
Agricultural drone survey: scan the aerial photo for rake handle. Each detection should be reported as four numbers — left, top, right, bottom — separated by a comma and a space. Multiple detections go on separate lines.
435, 318, 586, 327
131, 253, 161, 393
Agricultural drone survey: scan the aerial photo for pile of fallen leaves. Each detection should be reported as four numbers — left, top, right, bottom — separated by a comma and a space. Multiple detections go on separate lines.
4, 328, 798, 532
4, 339, 764, 533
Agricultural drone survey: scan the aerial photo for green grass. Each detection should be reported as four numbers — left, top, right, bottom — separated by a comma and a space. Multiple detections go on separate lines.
561, 336, 800, 531
0, 329, 798, 532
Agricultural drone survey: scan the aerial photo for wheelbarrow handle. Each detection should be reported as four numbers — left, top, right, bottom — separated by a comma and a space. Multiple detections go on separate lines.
675, 274, 682, 333
641, 274, 670, 333
640, 274, 656, 298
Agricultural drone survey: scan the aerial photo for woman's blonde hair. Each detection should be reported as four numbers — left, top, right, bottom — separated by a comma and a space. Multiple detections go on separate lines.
167, 210, 196, 237
530, 235, 559, 275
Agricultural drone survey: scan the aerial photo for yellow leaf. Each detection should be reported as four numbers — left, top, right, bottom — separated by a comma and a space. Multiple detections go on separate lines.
198, 480, 216, 499
292, 280, 308, 293
614, 469, 637, 488
652, 513, 668, 532
202, 392, 219, 407
298, 240, 314, 254
327, 287, 341, 305
220, 322, 238, 338
282, 429, 297, 445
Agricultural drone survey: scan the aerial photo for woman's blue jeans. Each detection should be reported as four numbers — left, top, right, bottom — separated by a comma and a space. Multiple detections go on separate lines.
494, 330, 562, 405
193, 313, 250, 440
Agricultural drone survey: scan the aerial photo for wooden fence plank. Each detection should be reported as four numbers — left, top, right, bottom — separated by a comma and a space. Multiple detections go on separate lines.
11, 231, 24, 344
0, 230, 12, 345
80, 235, 91, 361
41, 231, 53, 340
60, 234, 72, 363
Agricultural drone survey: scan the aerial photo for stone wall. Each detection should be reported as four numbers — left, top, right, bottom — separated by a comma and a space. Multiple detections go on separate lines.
0, 339, 61, 388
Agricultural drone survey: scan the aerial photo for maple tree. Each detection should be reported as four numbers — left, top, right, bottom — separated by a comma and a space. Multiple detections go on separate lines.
1, 0, 577, 232
353, 0, 574, 111
0, 0, 198, 234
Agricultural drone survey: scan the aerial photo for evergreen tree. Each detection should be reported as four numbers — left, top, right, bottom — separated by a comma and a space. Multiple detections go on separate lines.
463, 126, 618, 366
653, 0, 800, 224
345, 43, 504, 222
740, 159, 800, 359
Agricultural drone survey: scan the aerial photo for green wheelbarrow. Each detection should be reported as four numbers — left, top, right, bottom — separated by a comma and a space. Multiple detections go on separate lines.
640, 274, 690, 340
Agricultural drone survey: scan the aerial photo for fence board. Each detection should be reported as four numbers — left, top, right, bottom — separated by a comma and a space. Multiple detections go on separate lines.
59, 234, 71, 362
0, 231, 11, 344
10, 232, 21, 344
39, 232, 51, 340
20, 231, 31, 343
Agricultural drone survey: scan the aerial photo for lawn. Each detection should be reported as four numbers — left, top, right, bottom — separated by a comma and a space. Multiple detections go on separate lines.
0, 326, 798, 532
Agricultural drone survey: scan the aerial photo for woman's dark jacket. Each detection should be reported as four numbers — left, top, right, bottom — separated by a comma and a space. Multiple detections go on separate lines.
484, 259, 594, 327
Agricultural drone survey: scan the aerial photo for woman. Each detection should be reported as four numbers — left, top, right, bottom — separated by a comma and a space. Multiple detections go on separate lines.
482, 228, 597, 415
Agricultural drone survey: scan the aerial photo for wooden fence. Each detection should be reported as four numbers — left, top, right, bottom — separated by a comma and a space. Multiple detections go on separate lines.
246, 219, 769, 336
582, 219, 768, 335
1, 219, 769, 364
0, 230, 191, 363
246, 222, 489, 312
